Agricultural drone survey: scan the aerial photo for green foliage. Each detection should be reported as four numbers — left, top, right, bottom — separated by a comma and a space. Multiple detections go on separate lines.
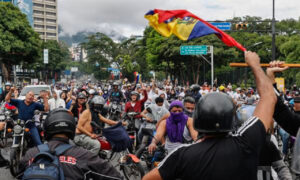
68, 15, 300, 86
42, 40, 71, 71
0, 2, 42, 80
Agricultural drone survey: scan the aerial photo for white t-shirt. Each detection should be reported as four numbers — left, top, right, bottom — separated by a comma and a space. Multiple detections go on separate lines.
48, 98, 66, 111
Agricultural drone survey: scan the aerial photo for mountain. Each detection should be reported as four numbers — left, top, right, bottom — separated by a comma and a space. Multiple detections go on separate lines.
58, 26, 128, 46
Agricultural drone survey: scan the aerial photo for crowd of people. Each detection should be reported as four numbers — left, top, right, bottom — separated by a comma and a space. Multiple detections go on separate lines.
0, 52, 299, 180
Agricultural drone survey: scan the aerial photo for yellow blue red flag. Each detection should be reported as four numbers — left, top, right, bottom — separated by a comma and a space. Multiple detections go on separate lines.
145, 9, 246, 51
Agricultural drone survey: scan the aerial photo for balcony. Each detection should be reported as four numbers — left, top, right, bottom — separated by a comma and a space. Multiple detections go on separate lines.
33, 6, 44, 12
45, 0, 56, 6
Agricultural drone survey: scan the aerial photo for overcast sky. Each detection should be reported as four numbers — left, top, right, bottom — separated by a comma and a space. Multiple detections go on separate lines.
58, 0, 300, 37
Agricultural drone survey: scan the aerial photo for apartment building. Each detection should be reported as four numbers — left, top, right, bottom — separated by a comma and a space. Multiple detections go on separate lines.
32, 0, 58, 41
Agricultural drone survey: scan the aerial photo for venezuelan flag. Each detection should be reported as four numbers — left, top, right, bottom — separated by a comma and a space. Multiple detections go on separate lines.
145, 9, 246, 51
134, 72, 140, 83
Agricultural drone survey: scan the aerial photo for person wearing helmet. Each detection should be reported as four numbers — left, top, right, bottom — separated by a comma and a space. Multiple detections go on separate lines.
69, 92, 87, 119
124, 87, 148, 129
143, 52, 277, 180
109, 82, 125, 104
75, 96, 122, 154
190, 84, 201, 103
0, 82, 12, 102
18, 108, 122, 180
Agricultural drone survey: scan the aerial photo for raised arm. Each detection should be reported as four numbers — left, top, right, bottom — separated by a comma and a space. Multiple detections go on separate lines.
245, 51, 277, 131
266, 61, 300, 136
5, 87, 14, 103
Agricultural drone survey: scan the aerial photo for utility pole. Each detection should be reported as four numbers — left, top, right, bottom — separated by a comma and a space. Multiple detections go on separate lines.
272, 0, 276, 60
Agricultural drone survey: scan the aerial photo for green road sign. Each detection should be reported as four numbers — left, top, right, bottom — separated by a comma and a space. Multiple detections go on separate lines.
180, 45, 207, 55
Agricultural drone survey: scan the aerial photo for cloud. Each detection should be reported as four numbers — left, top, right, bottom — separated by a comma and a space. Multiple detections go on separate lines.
58, 0, 300, 37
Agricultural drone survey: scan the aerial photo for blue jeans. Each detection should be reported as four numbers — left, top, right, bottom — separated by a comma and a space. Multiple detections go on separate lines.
279, 128, 289, 155
29, 126, 42, 146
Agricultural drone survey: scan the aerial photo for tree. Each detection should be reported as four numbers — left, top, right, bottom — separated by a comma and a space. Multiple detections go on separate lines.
40, 40, 71, 81
81, 33, 117, 80
0, 2, 42, 81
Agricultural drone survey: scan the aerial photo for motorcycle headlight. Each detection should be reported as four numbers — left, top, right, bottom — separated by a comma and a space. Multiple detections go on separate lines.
42, 115, 47, 120
0, 115, 5, 121
13, 125, 23, 134
112, 104, 117, 109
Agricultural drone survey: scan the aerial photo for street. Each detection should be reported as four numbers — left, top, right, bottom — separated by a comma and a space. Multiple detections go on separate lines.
0, 144, 14, 180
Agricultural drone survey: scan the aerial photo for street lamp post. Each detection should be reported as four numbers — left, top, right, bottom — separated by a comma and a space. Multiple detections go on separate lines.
271, 0, 276, 60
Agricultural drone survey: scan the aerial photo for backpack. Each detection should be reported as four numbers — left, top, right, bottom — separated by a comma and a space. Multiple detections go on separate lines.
22, 144, 72, 180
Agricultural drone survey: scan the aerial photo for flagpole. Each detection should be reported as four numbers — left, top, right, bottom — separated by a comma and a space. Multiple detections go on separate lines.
271, 0, 276, 60
211, 46, 214, 87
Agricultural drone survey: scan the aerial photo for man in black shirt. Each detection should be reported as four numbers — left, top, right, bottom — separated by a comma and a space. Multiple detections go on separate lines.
143, 51, 277, 180
18, 108, 122, 180
264, 60, 300, 137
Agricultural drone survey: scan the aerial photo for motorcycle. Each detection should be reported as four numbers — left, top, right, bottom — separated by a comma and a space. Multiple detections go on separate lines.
34, 110, 48, 142
135, 128, 167, 171
9, 119, 36, 177
108, 101, 121, 121
0, 109, 15, 148
90, 121, 145, 180
123, 112, 141, 152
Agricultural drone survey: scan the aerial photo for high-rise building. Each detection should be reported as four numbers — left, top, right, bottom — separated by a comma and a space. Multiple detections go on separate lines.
32, 0, 58, 41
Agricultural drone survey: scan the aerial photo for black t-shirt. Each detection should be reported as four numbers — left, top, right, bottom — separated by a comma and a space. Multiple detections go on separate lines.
158, 116, 266, 180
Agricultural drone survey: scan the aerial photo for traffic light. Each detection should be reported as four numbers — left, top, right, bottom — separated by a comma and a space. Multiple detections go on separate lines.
235, 23, 248, 30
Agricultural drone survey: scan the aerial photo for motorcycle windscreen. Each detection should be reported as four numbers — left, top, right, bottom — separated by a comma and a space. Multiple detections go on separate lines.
291, 128, 300, 174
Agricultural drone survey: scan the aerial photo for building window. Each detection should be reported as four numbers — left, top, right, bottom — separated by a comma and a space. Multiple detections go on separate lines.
37, 32, 44, 35
33, 10, 43, 15
47, 32, 57, 37
46, 5, 56, 9
46, 12, 56, 16
46, 0, 56, 2
34, 24, 44, 29
46, 26, 56, 30
34, 17, 44, 22
33, 3, 44, 8
46, 19, 56, 23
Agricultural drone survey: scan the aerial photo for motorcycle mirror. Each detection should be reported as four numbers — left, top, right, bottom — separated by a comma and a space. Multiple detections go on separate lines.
146, 107, 152, 114
34, 110, 40, 115
292, 128, 300, 174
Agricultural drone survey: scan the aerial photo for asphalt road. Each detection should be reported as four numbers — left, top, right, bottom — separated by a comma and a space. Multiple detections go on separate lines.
0, 145, 14, 180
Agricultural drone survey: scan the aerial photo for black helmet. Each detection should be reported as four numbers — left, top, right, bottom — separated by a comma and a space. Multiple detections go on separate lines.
191, 84, 200, 92
193, 93, 235, 134
44, 108, 76, 140
90, 95, 105, 113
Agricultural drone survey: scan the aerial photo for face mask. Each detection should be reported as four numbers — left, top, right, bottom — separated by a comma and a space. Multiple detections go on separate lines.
93, 105, 103, 113
184, 109, 193, 118
170, 112, 185, 123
